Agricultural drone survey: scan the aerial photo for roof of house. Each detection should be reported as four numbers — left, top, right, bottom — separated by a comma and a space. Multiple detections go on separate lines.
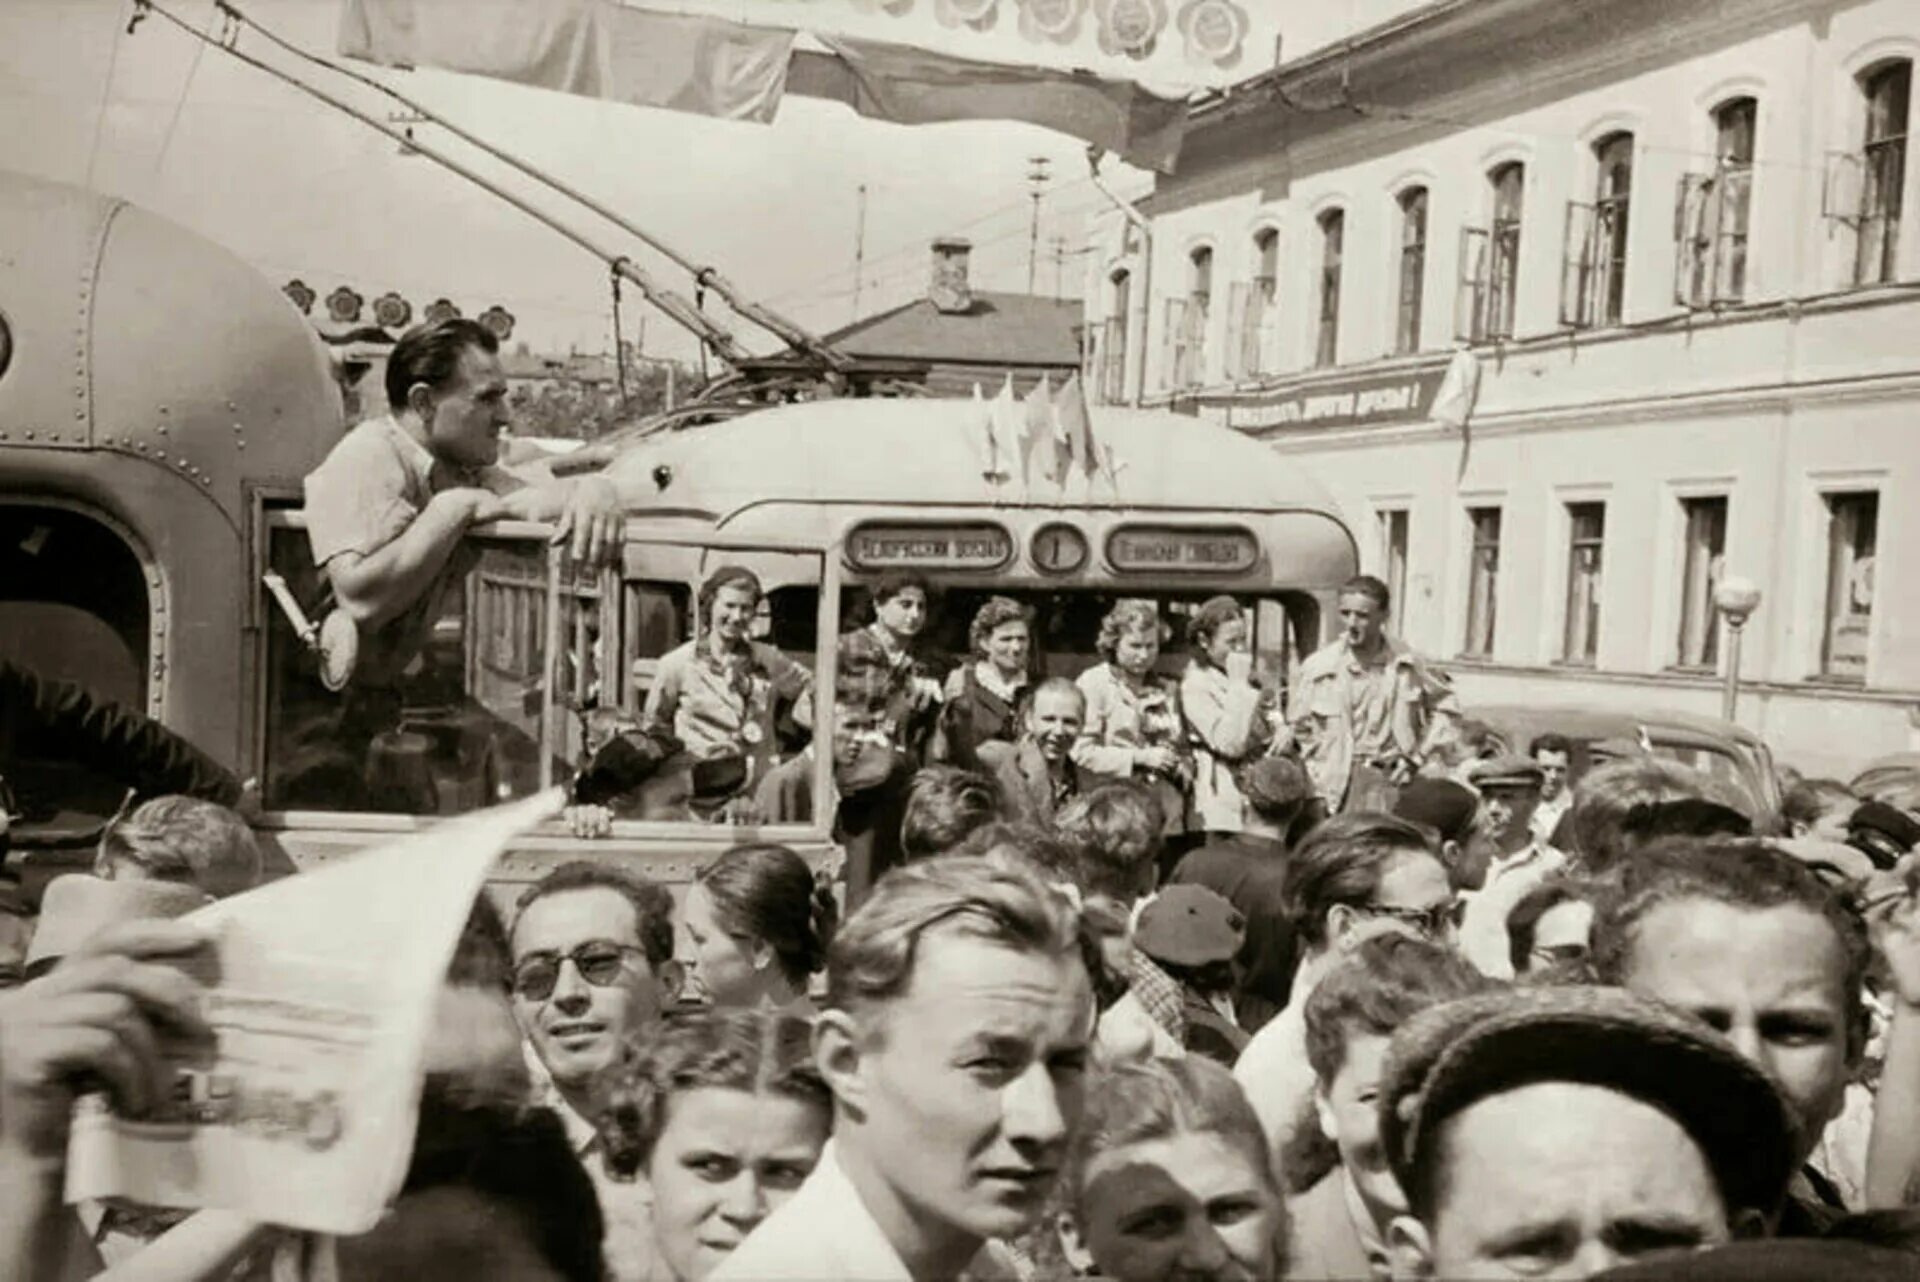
824, 291, 1083, 369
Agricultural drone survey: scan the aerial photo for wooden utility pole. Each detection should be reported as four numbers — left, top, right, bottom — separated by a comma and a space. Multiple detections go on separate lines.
1026, 157, 1051, 294
852, 183, 869, 324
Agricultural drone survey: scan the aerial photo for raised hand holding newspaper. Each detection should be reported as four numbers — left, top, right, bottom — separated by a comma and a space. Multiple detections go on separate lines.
64, 789, 565, 1235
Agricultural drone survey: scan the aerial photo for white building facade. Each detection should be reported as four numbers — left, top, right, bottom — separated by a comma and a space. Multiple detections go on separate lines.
1085, 0, 1920, 778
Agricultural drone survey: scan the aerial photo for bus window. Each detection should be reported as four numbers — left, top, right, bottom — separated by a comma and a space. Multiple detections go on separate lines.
826, 585, 1320, 695
0, 503, 154, 826
262, 525, 556, 815
596, 548, 829, 826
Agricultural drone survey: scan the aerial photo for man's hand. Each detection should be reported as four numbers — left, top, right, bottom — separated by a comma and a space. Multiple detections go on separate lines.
563, 804, 615, 840
1136, 746, 1181, 775
551, 476, 623, 566
0, 920, 211, 1160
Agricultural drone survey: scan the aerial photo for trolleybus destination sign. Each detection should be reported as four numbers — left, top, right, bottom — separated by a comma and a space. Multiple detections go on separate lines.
1106, 525, 1259, 574
847, 522, 1015, 571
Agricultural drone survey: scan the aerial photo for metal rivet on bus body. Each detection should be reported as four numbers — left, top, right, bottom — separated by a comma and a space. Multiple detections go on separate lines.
23, 430, 33, 440
157, 424, 168, 435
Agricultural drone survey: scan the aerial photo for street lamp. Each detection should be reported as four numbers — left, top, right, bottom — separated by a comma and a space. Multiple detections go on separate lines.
1714, 575, 1763, 723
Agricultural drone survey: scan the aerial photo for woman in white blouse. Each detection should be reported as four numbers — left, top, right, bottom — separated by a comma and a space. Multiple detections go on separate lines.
1181, 594, 1282, 834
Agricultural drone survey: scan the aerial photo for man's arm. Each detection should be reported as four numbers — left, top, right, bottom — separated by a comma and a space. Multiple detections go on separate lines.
325, 488, 493, 630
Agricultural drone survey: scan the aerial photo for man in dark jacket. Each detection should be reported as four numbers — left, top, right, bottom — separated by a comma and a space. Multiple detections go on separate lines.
1168, 755, 1312, 1031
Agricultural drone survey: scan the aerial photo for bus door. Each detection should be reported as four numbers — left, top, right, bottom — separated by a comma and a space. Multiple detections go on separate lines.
256, 515, 845, 895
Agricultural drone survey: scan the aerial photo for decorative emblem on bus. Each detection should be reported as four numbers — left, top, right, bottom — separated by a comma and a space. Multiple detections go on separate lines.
1177, 0, 1247, 68
283, 279, 316, 315
325, 286, 364, 324
479, 305, 516, 341
372, 292, 413, 330
424, 298, 462, 324
1094, 0, 1166, 59
1018, 0, 1085, 43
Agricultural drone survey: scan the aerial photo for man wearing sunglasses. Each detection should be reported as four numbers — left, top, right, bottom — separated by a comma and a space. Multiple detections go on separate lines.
510, 861, 682, 1282
1233, 812, 1456, 1174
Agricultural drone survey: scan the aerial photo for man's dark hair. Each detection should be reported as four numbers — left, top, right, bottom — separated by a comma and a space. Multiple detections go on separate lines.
384, 316, 499, 411
900, 765, 1002, 859
513, 861, 675, 969
1528, 733, 1574, 759
394, 1092, 606, 1282
1781, 778, 1859, 833
1280, 812, 1438, 949
1339, 574, 1391, 615
1505, 875, 1600, 976
1591, 838, 1870, 1063
871, 572, 933, 607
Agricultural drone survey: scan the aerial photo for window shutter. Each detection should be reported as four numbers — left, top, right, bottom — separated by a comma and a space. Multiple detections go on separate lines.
1223, 281, 1250, 380
1673, 173, 1711, 308
1255, 288, 1279, 376
1456, 226, 1489, 341
1822, 151, 1864, 223
1560, 201, 1597, 328
1713, 166, 1752, 303
1162, 297, 1185, 390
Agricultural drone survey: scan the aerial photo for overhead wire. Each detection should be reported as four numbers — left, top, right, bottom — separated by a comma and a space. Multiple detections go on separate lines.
84, 2, 130, 188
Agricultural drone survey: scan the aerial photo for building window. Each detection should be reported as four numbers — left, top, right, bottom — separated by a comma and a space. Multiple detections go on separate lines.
1565, 133, 1635, 327
1678, 99, 1756, 307
1675, 496, 1728, 669
1395, 187, 1428, 355
1562, 502, 1606, 664
1859, 61, 1911, 286
1821, 491, 1878, 679
1102, 269, 1130, 403
1378, 508, 1409, 618
1229, 227, 1280, 379
1458, 164, 1523, 343
1316, 209, 1344, 368
1464, 507, 1501, 659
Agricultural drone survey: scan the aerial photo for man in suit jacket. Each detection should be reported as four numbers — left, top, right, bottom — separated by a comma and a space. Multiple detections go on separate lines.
993, 678, 1086, 826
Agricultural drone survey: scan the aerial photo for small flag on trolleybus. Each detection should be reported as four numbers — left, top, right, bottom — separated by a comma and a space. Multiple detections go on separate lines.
1019, 374, 1054, 491
974, 382, 1011, 485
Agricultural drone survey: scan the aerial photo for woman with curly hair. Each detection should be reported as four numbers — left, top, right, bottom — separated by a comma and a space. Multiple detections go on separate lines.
1072, 598, 1191, 836
598, 1007, 832, 1282
941, 595, 1035, 771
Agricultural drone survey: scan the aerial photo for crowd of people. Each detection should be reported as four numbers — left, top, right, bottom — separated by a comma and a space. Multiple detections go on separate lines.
8, 567, 1920, 1280
8, 318, 1920, 1277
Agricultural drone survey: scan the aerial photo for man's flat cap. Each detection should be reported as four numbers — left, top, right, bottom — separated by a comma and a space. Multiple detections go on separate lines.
1468, 754, 1547, 792
1395, 778, 1480, 843
1380, 985, 1798, 1222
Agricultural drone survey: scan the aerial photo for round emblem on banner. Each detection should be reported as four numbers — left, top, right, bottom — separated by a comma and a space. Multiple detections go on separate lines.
1096, 0, 1166, 57
479, 305, 516, 341
424, 298, 461, 325
1178, 0, 1247, 65
325, 286, 364, 324
283, 279, 316, 315
935, 0, 999, 30
1019, 0, 1084, 40
372, 291, 413, 330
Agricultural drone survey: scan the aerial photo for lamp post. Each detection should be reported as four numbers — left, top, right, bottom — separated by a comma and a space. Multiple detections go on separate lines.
1714, 575, 1763, 723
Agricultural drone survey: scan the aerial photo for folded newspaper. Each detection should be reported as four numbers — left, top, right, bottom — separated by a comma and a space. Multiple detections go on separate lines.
64, 789, 565, 1235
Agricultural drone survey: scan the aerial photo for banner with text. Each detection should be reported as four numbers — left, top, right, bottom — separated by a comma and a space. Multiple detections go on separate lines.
1174, 365, 1448, 433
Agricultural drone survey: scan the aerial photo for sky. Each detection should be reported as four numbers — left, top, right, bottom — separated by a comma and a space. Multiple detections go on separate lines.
0, 0, 1165, 362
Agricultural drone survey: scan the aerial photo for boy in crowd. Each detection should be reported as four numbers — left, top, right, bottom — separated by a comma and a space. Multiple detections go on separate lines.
994, 677, 1088, 826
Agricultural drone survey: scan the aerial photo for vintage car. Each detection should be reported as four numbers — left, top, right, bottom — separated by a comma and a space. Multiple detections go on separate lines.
1471, 702, 1781, 820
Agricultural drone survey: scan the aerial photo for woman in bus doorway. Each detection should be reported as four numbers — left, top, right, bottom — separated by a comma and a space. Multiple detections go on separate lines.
644, 568, 813, 816
1182, 595, 1284, 835
941, 596, 1035, 773
842, 573, 943, 762
1072, 599, 1192, 840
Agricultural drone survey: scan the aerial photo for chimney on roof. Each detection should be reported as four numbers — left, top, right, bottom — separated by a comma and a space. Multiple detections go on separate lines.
929, 237, 973, 314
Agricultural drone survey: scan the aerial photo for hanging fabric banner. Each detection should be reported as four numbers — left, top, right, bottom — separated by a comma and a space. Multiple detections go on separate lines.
336, 0, 1250, 170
